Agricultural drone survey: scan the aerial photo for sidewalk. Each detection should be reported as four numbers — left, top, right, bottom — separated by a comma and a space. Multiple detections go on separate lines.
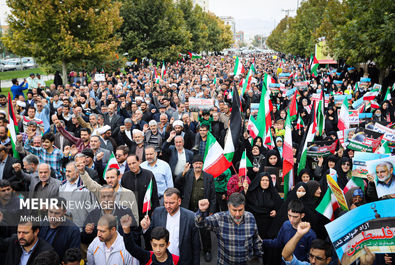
0, 74, 54, 88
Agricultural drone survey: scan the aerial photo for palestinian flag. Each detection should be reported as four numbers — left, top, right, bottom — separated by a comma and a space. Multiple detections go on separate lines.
338, 96, 350, 131
224, 85, 242, 162
247, 115, 259, 139
241, 64, 255, 95
239, 150, 247, 178
316, 187, 339, 221
188, 52, 202, 60
375, 140, 391, 154
310, 56, 319, 77
283, 113, 294, 199
289, 91, 298, 122
343, 176, 365, 194
161, 61, 166, 79
142, 178, 153, 213
233, 56, 245, 76
103, 152, 120, 179
296, 115, 305, 130
297, 104, 316, 175
384, 85, 392, 101
7, 93, 20, 159
203, 132, 231, 178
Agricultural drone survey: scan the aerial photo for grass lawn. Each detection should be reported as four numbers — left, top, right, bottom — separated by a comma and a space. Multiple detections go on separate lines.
0, 80, 53, 96
0, 68, 47, 81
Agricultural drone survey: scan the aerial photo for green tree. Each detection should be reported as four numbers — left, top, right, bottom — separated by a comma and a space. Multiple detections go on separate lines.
266, 16, 293, 53
331, 0, 395, 80
119, 0, 191, 62
203, 12, 233, 53
2, 0, 122, 83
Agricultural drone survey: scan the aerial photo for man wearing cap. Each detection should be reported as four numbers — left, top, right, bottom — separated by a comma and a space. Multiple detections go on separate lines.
175, 154, 216, 262
166, 119, 195, 150
97, 125, 116, 152
15, 100, 26, 116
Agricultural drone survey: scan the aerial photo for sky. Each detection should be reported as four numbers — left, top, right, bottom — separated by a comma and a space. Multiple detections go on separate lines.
210, 0, 299, 39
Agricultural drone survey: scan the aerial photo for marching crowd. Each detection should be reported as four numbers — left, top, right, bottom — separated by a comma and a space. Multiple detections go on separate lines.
0, 53, 394, 265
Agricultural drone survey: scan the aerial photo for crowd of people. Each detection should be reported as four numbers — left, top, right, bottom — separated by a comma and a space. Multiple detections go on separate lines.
0, 53, 394, 265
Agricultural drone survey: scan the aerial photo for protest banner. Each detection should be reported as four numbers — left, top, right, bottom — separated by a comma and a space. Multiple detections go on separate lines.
94, 73, 106, 82
359, 77, 371, 90
327, 174, 349, 211
269, 83, 281, 95
278, 73, 290, 83
325, 199, 395, 265
337, 128, 356, 149
366, 122, 395, 145
307, 140, 338, 157
334, 94, 352, 107
188, 98, 214, 112
372, 84, 382, 91
352, 97, 364, 109
334, 80, 343, 89
338, 109, 359, 125
285, 87, 297, 98
366, 156, 395, 198
250, 103, 259, 116
348, 128, 384, 152
352, 152, 390, 179
294, 81, 309, 90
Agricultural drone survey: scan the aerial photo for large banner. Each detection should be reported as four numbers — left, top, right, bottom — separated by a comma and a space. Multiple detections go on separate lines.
347, 128, 384, 152
307, 140, 338, 157
315, 38, 337, 64
326, 199, 395, 265
94, 73, 106, 82
366, 156, 395, 198
188, 98, 214, 112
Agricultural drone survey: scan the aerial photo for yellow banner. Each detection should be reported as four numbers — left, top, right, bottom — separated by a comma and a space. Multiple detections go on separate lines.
327, 174, 349, 211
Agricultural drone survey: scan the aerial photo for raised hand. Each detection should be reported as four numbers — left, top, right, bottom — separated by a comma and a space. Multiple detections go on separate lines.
140, 215, 151, 231
296, 222, 311, 236
198, 199, 210, 212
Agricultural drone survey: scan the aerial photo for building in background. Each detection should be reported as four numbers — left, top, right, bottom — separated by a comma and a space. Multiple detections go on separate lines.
235, 31, 244, 43
220, 16, 236, 37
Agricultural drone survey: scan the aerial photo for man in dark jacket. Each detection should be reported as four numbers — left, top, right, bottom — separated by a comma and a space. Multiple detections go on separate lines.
162, 134, 193, 179
140, 188, 200, 265
5, 221, 53, 265
38, 197, 80, 260
175, 154, 216, 262
121, 155, 160, 221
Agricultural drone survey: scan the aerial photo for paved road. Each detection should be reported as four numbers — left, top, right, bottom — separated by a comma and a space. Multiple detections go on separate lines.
200, 231, 218, 265
0, 74, 54, 88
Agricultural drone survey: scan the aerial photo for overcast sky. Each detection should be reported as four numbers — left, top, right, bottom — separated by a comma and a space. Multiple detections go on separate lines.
210, 0, 299, 39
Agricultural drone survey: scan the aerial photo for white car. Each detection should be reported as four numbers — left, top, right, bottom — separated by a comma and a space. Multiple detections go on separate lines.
3, 61, 23, 71
22, 57, 37, 69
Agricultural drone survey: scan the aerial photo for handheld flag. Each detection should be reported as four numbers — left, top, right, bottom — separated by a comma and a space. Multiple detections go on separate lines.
103, 152, 120, 179
7, 93, 20, 159
142, 178, 153, 214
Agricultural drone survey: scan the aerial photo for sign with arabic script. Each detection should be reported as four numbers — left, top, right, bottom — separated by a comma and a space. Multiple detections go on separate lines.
325, 199, 395, 265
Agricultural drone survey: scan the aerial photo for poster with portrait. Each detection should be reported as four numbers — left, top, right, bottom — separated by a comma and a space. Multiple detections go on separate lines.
366, 156, 395, 198
352, 152, 390, 179
337, 128, 356, 149
325, 199, 395, 265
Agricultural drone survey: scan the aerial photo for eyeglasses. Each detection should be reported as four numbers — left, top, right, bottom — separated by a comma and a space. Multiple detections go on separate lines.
342, 163, 351, 166
308, 253, 326, 261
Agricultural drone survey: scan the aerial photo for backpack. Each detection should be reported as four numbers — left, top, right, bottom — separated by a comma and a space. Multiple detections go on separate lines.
145, 251, 179, 265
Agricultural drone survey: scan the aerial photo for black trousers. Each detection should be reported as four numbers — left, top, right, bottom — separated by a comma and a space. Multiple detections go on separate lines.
199, 228, 212, 252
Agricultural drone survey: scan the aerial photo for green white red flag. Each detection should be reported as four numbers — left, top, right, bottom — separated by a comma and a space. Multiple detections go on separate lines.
204, 132, 231, 178
343, 176, 365, 194
161, 61, 166, 79
338, 96, 350, 131
247, 115, 259, 139
241, 64, 255, 95
103, 152, 120, 179
142, 178, 153, 213
224, 85, 242, 162
310, 56, 319, 77
239, 150, 247, 178
233, 56, 245, 76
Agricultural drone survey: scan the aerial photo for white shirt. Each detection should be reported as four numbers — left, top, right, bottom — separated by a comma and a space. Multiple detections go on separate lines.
166, 209, 180, 256
63, 180, 78, 192
174, 149, 186, 177
125, 130, 132, 141
119, 161, 127, 174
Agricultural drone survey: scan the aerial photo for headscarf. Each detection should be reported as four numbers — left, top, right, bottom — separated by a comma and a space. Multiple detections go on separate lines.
335, 157, 352, 189
264, 149, 282, 168
246, 172, 282, 215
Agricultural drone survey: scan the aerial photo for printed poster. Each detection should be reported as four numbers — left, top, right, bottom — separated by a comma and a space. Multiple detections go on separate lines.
366, 156, 395, 198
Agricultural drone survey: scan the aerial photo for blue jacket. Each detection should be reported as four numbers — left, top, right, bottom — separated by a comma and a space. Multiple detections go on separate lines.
11, 81, 28, 99
262, 220, 316, 263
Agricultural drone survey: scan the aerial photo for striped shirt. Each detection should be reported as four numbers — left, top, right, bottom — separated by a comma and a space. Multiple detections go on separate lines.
195, 210, 263, 264
24, 139, 64, 179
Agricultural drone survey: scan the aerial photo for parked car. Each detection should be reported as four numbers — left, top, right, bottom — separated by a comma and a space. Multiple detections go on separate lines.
22, 57, 37, 69
0, 61, 6, 72
3, 61, 23, 71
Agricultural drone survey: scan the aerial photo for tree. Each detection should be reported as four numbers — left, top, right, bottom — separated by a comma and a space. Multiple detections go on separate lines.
203, 12, 233, 53
2, 0, 123, 83
119, 0, 191, 62
266, 16, 293, 53
331, 0, 395, 80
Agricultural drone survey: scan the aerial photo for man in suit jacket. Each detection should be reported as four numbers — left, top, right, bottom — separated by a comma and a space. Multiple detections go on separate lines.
89, 135, 111, 166
162, 134, 193, 179
0, 145, 19, 188
53, 121, 74, 151
104, 103, 123, 131
141, 188, 200, 265
175, 154, 216, 262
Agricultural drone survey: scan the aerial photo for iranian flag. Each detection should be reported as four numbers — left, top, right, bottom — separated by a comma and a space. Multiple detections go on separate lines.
103, 152, 120, 179
363, 89, 379, 101
310, 56, 319, 77
257, 81, 272, 138
233, 56, 245, 76
283, 113, 294, 199
154, 67, 159, 84
213, 77, 217, 85
7, 93, 20, 159
262, 73, 275, 90
316, 188, 339, 221
296, 115, 305, 130
239, 150, 247, 178
247, 115, 259, 139
204, 132, 231, 178
161, 61, 166, 79
297, 104, 316, 175
205, 63, 210, 68
384, 85, 392, 101
241, 64, 255, 95
343, 176, 365, 194
263, 126, 275, 150
142, 178, 153, 213
224, 85, 242, 162
338, 96, 350, 131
